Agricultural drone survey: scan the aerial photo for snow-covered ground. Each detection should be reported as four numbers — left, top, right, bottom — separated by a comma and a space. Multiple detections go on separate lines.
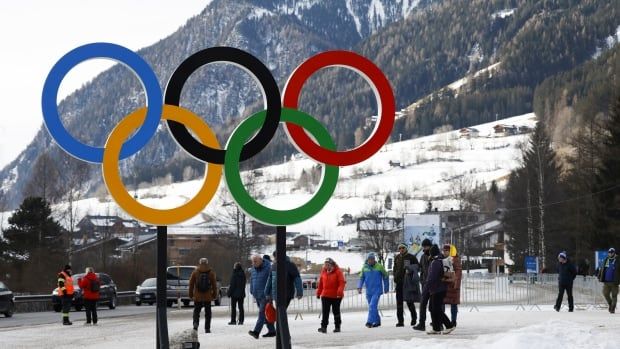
0, 306, 617, 348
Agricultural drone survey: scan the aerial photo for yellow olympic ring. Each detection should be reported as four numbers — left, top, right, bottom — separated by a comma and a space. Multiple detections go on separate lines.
102, 105, 222, 225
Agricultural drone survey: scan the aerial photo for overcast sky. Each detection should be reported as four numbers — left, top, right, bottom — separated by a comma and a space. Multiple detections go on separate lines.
0, 0, 210, 168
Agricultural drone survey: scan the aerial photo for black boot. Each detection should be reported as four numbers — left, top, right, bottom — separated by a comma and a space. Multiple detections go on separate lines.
334, 326, 341, 333
318, 327, 327, 333
63, 318, 73, 326
413, 323, 425, 331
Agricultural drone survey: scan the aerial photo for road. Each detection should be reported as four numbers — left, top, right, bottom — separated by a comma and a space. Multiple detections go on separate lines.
0, 304, 157, 329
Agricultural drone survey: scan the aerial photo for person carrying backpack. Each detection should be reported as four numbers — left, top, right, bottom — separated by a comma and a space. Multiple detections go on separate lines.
78, 267, 100, 325
189, 258, 218, 333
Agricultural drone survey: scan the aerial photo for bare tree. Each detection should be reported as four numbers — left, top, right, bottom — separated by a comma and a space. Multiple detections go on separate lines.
449, 174, 479, 270
57, 156, 90, 264
24, 151, 62, 203
358, 198, 399, 264
213, 172, 263, 263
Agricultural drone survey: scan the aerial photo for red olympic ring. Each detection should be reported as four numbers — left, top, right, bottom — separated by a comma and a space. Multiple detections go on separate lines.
283, 51, 395, 167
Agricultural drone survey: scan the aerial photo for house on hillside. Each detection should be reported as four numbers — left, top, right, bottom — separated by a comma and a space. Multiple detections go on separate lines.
76, 215, 149, 240
493, 124, 518, 137
250, 220, 277, 235
459, 127, 480, 139
166, 223, 234, 264
518, 125, 533, 134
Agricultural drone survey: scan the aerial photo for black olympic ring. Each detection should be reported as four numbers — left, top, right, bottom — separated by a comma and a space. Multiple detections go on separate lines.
164, 46, 281, 165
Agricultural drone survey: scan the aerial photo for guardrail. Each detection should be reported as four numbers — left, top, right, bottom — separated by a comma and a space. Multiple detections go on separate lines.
13, 291, 135, 313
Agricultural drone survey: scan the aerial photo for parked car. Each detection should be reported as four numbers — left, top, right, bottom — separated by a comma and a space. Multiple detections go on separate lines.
52, 273, 117, 312
346, 245, 364, 252
166, 266, 222, 307
300, 274, 318, 289
135, 278, 156, 306
0, 281, 15, 317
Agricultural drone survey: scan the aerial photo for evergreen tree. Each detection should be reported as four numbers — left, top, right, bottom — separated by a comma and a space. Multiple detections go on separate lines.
3, 197, 65, 261
504, 122, 566, 270
594, 93, 620, 248
1, 197, 66, 292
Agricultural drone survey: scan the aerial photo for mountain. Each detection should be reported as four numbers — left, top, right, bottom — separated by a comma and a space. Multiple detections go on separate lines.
0, 0, 424, 209
1, 0, 619, 210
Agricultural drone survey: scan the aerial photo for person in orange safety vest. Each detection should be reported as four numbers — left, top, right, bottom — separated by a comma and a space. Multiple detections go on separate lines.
58, 264, 74, 325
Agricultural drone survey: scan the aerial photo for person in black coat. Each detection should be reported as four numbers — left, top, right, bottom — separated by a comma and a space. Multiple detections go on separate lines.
425, 245, 454, 335
413, 238, 433, 331
554, 251, 577, 312
393, 243, 419, 327
227, 262, 247, 325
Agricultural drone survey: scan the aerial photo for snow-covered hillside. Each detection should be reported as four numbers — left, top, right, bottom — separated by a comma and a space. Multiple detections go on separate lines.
2, 113, 537, 243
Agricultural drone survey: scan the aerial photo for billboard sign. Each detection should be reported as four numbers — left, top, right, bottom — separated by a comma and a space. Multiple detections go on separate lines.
403, 214, 441, 256
525, 256, 538, 274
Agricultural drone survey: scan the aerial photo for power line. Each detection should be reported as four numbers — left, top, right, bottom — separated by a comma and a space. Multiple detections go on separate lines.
500, 183, 620, 214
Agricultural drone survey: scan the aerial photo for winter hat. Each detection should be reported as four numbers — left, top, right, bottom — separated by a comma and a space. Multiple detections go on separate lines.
558, 252, 567, 260
430, 245, 441, 257
366, 252, 376, 261
263, 254, 272, 262
422, 238, 432, 247
324, 257, 335, 265
397, 243, 407, 250
64, 264, 72, 271
609, 248, 616, 254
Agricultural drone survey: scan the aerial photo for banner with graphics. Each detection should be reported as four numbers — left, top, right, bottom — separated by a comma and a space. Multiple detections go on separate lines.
403, 214, 441, 256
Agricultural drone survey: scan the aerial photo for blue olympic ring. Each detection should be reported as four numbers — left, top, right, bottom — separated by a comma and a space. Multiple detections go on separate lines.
41, 42, 162, 163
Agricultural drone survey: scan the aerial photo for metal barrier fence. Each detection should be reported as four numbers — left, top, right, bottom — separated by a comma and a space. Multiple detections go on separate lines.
13, 274, 608, 314
232, 273, 608, 317
14, 291, 135, 313
460, 273, 607, 310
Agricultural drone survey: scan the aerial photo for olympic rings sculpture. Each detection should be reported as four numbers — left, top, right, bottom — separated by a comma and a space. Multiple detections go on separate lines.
42, 43, 395, 226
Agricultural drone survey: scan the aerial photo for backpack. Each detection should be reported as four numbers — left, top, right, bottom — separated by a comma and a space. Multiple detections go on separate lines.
90, 278, 100, 292
197, 271, 211, 293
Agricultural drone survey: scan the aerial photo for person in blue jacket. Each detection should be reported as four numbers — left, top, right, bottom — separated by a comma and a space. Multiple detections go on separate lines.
357, 252, 389, 328
265, 250, 304, 308
248, 254, 276, 339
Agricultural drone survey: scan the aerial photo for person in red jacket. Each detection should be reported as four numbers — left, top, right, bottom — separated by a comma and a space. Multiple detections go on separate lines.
78, 267, 100, 325
316, 258, 346, 333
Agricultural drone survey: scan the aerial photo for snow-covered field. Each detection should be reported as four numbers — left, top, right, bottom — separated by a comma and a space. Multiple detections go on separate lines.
0, 306, 618, 348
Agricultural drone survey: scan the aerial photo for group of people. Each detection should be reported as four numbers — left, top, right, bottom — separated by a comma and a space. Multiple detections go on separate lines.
555, 247, 619, 314
356, 239, 462, 335
57, 265, 100, 326
58, 242, 619, 337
